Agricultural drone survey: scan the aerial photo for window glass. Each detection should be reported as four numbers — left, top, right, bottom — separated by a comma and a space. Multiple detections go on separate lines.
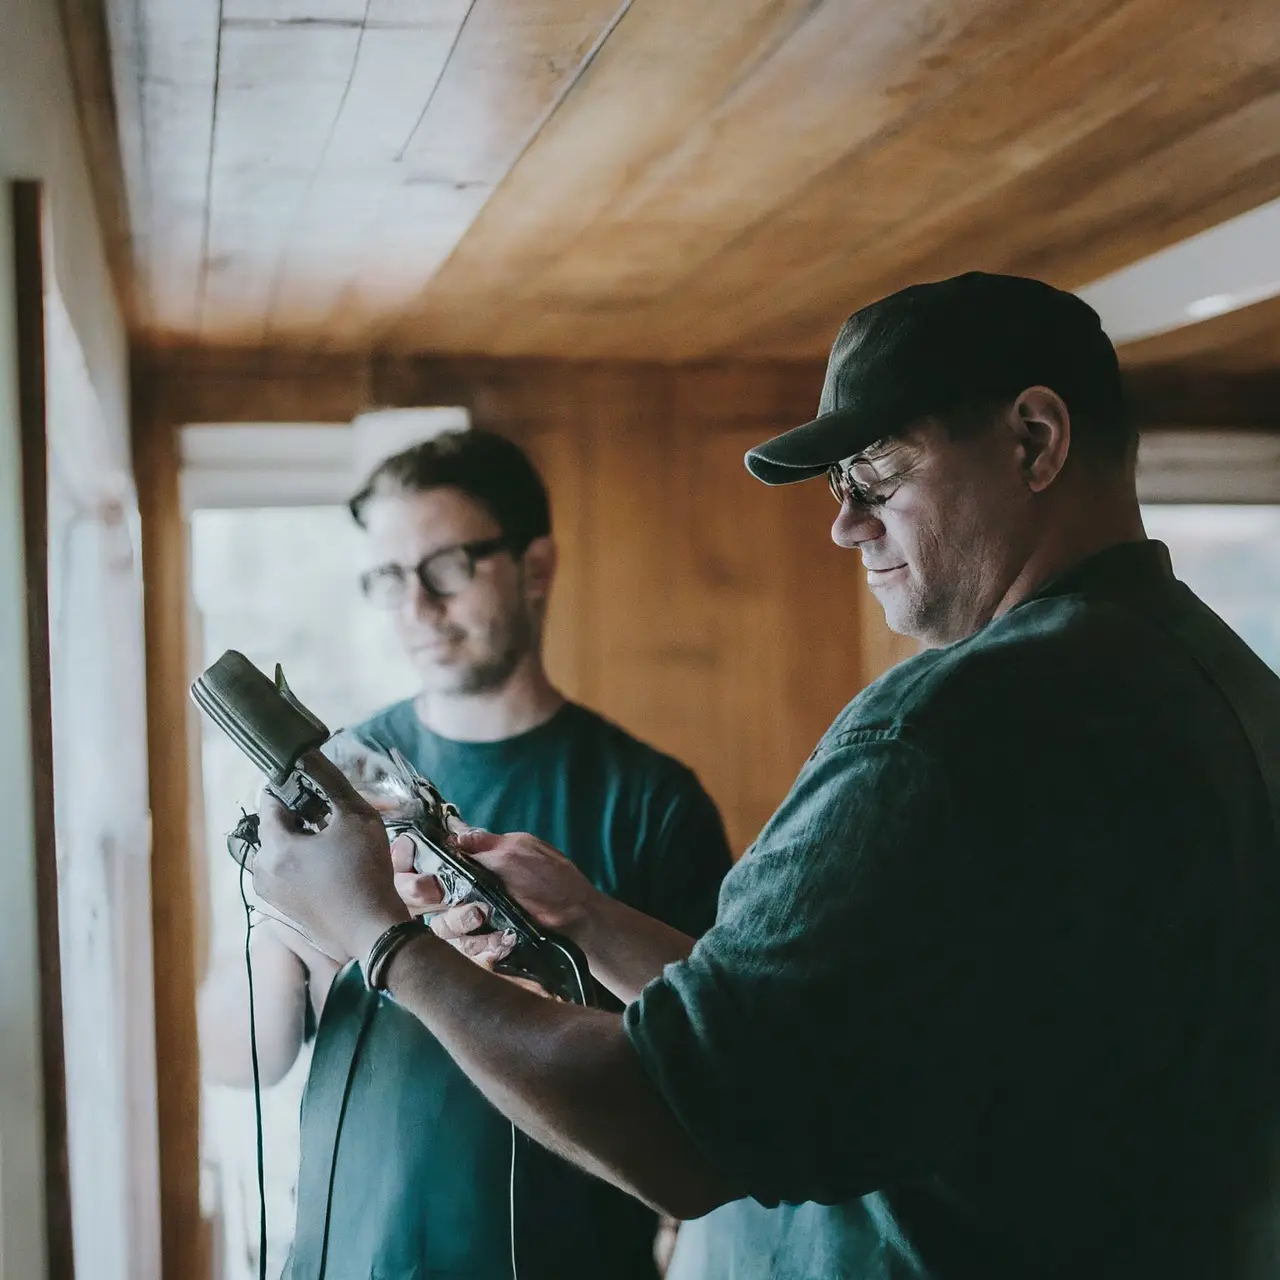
1143, 506, 1280, 673
191, 504, 416, 1280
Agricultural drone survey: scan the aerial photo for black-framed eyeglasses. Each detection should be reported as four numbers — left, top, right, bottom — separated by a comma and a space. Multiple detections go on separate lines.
827, 458, 894, 508
359, 537, 512, 609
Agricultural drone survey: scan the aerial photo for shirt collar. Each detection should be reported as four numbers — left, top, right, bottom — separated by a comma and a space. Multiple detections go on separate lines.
1022, 539, 1175, 609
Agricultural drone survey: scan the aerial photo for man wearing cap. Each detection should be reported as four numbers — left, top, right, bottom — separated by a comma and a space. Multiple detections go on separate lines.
250, 272, 1280, 1278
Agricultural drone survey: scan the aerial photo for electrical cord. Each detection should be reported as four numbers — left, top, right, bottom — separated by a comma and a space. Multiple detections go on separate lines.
235, 837, 269, 1280
229, 812, 522, 1280
510, 1122, 519, 1280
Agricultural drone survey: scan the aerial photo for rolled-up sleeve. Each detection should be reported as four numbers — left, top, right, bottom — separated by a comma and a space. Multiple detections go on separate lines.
624, 730, 1010, 1207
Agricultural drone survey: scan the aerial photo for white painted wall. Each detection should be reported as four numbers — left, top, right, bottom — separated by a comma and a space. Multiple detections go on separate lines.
0, 0, 131, 1275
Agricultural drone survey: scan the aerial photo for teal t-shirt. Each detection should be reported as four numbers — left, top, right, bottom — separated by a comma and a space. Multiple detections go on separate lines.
288, 700, 731, 1280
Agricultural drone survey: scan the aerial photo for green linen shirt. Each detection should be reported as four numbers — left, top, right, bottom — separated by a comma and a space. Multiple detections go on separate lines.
630, 541, 1280, 1280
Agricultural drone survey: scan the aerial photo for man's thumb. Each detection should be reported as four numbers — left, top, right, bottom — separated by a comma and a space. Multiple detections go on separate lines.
451, 826, 496, 853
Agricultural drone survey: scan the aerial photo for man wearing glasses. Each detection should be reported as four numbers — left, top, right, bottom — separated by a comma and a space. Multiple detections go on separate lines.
205, 429, 731, 1280
253, 275, 1280, 1279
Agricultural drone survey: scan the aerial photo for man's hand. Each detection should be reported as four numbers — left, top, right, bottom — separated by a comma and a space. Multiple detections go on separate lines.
393, 828, 599, 971
407, 827, 696, 1005
423, 828, 603, 967
450, 828, 601, 936
253, 750, 410, 965
388, 832, 517, 968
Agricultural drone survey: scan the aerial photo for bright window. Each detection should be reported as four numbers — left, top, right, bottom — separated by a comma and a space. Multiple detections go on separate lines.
190, 504, 416, 1280
1142, 505, 1280, 672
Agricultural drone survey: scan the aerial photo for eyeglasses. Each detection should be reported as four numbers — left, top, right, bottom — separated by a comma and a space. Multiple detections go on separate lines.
827, 458, 894, 508
359, 537, 512, 609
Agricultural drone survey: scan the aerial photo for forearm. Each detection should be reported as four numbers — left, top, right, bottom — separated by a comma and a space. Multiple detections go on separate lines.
571, 894, 697, 1004
379, 928, 734, 1219
197, 932, 307, 1087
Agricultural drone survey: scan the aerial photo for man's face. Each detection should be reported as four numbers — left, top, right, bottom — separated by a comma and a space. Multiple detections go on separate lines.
831, 414, 1033, 647
360, 486, 542, 696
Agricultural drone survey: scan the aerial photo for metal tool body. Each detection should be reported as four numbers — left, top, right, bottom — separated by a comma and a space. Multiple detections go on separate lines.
335, 740, 595, 1005
388, 816, 594, 1005
190, 649, 331, 825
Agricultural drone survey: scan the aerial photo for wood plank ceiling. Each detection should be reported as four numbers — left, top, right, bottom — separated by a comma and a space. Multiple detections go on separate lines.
103, 0, 1280, 364
1122, 293, 1280, 373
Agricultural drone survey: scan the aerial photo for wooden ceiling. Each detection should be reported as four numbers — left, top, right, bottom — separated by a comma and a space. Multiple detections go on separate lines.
1122, 293, 1280, 374
93, 0, 1280, 363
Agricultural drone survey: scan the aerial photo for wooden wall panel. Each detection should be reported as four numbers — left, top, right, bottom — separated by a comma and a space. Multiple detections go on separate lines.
518, 417, 594, 704
433, 360, 882, 852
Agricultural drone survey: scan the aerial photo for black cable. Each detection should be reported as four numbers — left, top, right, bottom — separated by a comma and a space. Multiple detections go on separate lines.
229, 793, 522, 1279
510, 1122, 518, 1280
236, 838, 269, 1280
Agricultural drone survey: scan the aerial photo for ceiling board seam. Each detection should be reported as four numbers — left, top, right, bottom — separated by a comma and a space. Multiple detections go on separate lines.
222, 16, 364, 29
705, 0, 826, 112
393, 0, 481, 162
470, 0, 1167, 357
369, 0, 636, 347
128, 0, 152, 325
475, 0, 637, 190
195, 0, 226, 335
260, 0, 373, 343
658, 4, 1169, 356
740, 78, 1280, 355
221, 17, 431, 31
456, 0, 1011, 334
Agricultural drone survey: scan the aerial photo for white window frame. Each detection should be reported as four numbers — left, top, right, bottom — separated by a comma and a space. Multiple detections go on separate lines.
1138, 430, 1280, 505
179, 408, 470, 514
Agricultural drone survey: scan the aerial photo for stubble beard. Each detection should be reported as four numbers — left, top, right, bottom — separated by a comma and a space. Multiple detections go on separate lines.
426, 606, 535, 697
879, 572, 977, 648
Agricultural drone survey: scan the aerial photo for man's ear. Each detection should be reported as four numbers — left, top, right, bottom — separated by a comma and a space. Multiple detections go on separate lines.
519, 535, 557, 606
1010, 386, 1071, 493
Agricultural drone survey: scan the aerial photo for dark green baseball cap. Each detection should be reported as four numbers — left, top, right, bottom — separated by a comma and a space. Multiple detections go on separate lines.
745, 272, 1126, 485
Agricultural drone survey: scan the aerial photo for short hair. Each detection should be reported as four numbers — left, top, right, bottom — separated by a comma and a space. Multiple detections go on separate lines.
940, 385, 1137, 469
348, 429, 552, 550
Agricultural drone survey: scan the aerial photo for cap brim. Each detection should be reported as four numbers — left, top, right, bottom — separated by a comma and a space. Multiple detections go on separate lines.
744, 407, 887, 486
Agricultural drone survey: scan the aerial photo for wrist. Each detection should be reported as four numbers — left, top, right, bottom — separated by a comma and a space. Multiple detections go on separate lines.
563, 884, 614, 955
381, 927, 439, 993
362, 918, 429, 991
348, 907, 412, 974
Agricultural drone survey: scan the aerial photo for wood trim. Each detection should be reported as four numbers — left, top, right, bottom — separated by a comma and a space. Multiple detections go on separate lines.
132, 369, 207, 1280
134, 343, 1280, 435
12, 181, 75, 1280
1125, 368, 1280, 431
132, 344, 827, 428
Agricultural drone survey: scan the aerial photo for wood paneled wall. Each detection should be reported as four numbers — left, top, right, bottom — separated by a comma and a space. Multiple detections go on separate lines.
513, 366, 899, 850
134, 350, 914, 1279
